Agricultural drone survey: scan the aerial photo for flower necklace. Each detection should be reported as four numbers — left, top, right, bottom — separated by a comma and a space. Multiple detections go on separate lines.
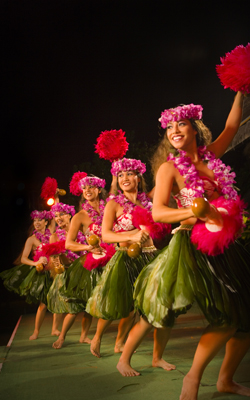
33, 229, 51, 244
56, 227, 87, 260
167, 146, 237, 200
81, 199, 105, 226
107, 191, 152, 213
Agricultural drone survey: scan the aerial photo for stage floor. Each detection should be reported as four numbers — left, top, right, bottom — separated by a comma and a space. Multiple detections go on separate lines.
0, 304, 250, 400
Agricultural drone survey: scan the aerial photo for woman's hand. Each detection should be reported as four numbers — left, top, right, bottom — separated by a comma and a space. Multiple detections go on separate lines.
128, 229, 149, 244
35, 256, 48, 266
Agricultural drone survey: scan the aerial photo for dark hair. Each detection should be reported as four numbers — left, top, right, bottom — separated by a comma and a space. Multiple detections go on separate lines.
150, 119, 212, 181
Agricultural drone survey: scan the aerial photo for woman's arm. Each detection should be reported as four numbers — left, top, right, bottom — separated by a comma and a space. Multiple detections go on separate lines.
208, 91, 244, 158
20, 236, 43, 266
102, 200, 149, 244
152, 162, 194, 224
65, 213, 93, 252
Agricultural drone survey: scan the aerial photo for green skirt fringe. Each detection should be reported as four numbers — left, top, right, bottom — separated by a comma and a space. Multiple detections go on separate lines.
134, 229, 250, 331
86, 247, 158, 320
47, 271, 86, 314
61, 256, 103, 305
0, 264, 52, 305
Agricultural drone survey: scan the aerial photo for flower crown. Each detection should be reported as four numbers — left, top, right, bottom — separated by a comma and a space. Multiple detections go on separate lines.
30, 210, 52, 220
111, 158, 146, 176
79, 176, 106, 189
50, 202, 75, 217
159, 104, 203, 129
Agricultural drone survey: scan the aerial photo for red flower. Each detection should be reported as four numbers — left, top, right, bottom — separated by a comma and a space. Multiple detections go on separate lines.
95, 129, 129, 162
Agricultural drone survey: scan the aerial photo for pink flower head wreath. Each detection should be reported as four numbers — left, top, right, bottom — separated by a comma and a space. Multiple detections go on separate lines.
79, 176, 106, 190
30, 210, 52, 220
159, 104, 203, 129
111, 158, 146, 176
50, 202, 75, 217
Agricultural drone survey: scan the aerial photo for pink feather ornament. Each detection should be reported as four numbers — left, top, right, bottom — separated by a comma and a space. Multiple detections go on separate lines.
70, 171, 87, 196
83, 243, 116, 271
191, 196, 246, 256
132, 206, 171, 240
95, 129, 129, 162
34, 240, 66, 267
216, 43, 250, 93
41, 177, 58, 199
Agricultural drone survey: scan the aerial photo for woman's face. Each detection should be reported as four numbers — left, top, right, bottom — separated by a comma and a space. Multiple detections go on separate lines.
54, 212, 71, 228
166, 119, 197, 150
33, 218, 47, 232
117, 170, 139, 192
82, 185, 100, 202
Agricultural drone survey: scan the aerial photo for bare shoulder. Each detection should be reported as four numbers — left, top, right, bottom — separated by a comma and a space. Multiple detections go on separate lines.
156, 161, 177, 181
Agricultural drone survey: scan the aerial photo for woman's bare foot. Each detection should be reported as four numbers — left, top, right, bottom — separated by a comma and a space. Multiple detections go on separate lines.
51, 329, 60, 336
114, 343, 125, 353
217, 379, 250, 396
179, 373, 200, 400
117, 360, 141, 377
90, 337, 101, 358
79, 335, 92, 344
152, 358, 176, 371
29, 331, 39, 340
52, 337, 64, 349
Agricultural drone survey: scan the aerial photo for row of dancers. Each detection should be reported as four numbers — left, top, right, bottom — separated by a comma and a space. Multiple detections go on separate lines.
1, 91, 250, 400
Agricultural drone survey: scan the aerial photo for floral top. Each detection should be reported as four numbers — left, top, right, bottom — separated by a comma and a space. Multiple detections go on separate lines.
174, 177, 219, 208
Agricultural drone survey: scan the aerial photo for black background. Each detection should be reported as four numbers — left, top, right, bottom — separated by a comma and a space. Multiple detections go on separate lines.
1, 0, 249, 339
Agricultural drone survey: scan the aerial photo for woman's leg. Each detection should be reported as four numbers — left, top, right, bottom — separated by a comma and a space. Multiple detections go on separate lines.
115, 311, 136, 353
217, 331, 250, 396
152, 327, 175, 370
117, 316, 153, 376
29, 302, 47, 340
90, 318, 112, 358
180, 325, 236, 400
52, 313, 76, 349
79, 311, 93, 344
51, 313, 63, 336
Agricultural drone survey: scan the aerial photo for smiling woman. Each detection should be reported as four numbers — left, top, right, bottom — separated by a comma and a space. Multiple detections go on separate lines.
86, 157, 171, 362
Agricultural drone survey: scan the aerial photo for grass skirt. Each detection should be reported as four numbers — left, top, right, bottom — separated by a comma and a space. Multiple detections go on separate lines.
86, 247, 158, 320
134, 228, 250, 331
47, 270, 86, 314
61, 256, 103, 305
0, 264, 52, 305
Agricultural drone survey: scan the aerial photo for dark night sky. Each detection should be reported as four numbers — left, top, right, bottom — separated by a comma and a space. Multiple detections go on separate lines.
1, 0, 250, 263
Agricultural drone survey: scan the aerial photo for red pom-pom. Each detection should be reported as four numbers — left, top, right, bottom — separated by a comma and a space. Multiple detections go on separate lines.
34, 240, 66, 263
95, 129, 129, 162
132, 206, 171, 240
191, 196, 246, 256
216, 43, 250, 93
84, 243, 116, 270
70, 171, 87, 196
41, 177, 58, 199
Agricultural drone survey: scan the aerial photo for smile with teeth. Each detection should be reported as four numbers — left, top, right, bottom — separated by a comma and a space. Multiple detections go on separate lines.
172, 135, 183, 142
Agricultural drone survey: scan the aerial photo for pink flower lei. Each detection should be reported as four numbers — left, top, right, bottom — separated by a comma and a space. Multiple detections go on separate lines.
79, 176, 106, 189
56, 228, 87, 260
111, 158, 146, 176
159, 104, 203, 129
167, 146, 237, 200
33, 229, 51, 244
107, 191, 152, 213
81, 199, 105, 226
51, 203, 75, 217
